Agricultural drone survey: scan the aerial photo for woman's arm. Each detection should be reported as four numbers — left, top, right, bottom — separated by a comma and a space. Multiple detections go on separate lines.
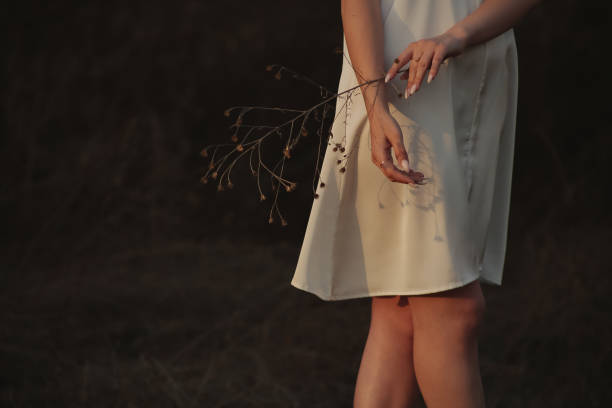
449, 0, 542, 50
341, 0, 419, 184
340, 0, 389, 117
386, 0, 543, 97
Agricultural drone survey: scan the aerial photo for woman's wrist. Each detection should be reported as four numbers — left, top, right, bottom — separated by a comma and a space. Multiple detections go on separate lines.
443, 24, 471, 55
360, 79, 390, 118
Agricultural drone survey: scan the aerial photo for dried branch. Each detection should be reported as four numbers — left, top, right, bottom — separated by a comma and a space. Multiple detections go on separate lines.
200, 51, 418, 226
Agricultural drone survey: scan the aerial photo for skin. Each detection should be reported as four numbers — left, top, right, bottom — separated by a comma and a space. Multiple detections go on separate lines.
340, 0, 543, 406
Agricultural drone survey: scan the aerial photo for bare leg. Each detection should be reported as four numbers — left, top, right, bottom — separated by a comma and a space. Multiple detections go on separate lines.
354, 295, 420, 408
408, 279, 487, 408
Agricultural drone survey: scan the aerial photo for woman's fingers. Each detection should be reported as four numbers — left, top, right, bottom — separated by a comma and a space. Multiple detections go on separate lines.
406, 53, 418, 97
412, 48, 434, 94
388, 37, 453, 97
388, 129, 410, 173
371, 129, 415, 185
385, 45, 413, 83
427, 45, 446, 84
378, 151, 416, 185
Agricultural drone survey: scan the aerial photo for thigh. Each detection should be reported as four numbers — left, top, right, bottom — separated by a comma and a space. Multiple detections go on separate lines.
371, 295, 414, 334
407, 280, 486, 333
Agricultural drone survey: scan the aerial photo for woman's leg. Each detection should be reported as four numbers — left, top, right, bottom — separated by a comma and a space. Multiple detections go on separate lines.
408, 279, 487, 408
354, 295, 420, 408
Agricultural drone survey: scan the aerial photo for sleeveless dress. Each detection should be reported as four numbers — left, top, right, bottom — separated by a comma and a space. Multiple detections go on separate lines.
291, 0, 518, 301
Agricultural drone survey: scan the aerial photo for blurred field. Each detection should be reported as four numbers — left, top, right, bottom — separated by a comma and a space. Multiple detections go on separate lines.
2, 0, 611, 406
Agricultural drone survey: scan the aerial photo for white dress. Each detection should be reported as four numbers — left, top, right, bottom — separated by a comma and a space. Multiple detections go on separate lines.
291, 0, 518, 301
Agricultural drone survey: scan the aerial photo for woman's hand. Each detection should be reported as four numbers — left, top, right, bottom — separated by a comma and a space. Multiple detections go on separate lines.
384, 29, 469, 98
368, 105, 424, 184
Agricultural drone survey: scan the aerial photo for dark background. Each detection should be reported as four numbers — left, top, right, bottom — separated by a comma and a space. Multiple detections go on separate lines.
2, 0, 611, 406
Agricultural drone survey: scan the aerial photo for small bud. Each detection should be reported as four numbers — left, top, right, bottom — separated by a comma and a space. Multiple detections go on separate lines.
314, 193, 319, 199
339, 167, 346, 173
200, 148, 208, 157
301, 128, 308, 137
200, 177, 208, 184
283, 146, 291, 158
223, 109, 231, 117
265, 65, 274, 71
394, 58, 400, 64
274, 71, 282, 80
208, 162, 215, 169
231, 134, 238, 142
268, 217, 274, 224
217, 184, 224, 191
236, 144, 244, 152
260, 193, 266, 201
337, 160, 341, 164
340, 147, 345, 152
236, 117, 243, 126
211, 171, 218, 179
332, 147, 338, 152
227, 181, 234, 189
320, 182, 325, 188
281, 218, 288, 226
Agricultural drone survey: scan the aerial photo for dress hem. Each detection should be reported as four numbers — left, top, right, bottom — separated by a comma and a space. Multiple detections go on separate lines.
290, 273, 500, 302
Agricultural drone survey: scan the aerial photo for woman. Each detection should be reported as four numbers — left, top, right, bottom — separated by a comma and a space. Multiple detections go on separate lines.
292, 0, 541, 406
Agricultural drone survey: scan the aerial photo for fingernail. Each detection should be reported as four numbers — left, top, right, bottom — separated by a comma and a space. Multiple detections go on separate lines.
404, 88, 409, 99
384, 73, 391, 83
427, 73, 432, 83
410, 84, 416, 95
401, 159, 409, 171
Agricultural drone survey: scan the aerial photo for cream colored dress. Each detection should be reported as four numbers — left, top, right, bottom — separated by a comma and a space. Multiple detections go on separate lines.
291, 0, 518, 301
